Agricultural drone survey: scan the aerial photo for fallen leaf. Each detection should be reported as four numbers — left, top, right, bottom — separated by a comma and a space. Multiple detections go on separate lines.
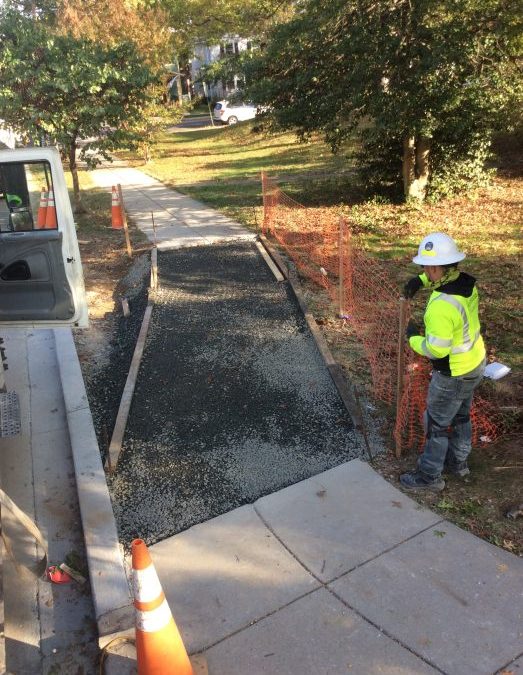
497, 563, 509, 573
433, 530, 446, 538
391, 500, 403, 508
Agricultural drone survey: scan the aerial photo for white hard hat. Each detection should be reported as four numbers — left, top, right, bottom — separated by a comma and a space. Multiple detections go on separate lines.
412, 232, 466, 266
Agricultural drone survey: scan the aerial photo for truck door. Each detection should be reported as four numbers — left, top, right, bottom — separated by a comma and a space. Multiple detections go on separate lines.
0, 147, 88, 327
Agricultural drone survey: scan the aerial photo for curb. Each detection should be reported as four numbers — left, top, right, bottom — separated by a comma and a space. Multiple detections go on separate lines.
54, 328, 134, 647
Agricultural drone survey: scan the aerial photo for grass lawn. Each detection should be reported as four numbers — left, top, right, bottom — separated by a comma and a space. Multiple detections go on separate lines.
118, 121, 522, 368
117, 123, 356, 228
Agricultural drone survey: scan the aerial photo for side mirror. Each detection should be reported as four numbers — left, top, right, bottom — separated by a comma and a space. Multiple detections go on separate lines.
9, 207, 34, 232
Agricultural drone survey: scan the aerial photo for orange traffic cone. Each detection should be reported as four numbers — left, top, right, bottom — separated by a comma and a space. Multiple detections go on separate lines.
111, 185, 123, 229
132, 539, 193, 675
45, 189, 57, 229
36, 187, 48, 229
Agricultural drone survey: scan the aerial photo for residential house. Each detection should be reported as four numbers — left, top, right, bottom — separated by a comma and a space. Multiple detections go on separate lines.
190, 36, 253, 101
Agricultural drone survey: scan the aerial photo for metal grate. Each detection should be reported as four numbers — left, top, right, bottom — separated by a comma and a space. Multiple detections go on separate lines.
0, 390, 21, 437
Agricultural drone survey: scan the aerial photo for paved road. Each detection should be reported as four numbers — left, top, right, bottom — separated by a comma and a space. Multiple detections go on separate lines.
168, 113, 219, 132
110, 241, 362, 544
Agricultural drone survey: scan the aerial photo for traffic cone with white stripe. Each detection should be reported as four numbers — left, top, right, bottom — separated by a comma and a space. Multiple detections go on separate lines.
111, 185, 123, 229
45, 189, 57, 229
36, 187, 48, 229
132, 538, 193, 675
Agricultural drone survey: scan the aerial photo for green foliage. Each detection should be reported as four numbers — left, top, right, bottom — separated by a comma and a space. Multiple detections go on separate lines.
0, 7, 154, 158
131, 84, 185, 162
250, 0, 523, 200
157, 0, 291, 50
0, 5, 156, 205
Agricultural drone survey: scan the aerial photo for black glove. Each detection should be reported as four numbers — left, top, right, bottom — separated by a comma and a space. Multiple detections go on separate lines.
403, 276, 422, 299
405, 320, 419, 340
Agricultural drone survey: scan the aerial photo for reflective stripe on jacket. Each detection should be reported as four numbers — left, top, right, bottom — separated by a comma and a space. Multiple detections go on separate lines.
409, 272, 486, 376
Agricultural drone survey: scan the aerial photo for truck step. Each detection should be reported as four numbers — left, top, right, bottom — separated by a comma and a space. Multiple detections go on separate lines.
0, 391, 20, 437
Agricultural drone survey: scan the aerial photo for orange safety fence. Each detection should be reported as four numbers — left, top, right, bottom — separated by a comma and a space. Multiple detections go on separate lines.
262, 172, 339, 290
261, 171, 512, 454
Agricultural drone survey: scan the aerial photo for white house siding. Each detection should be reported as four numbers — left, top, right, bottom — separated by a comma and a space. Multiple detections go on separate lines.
0, 124, 16, 149
191, 37, 252, 100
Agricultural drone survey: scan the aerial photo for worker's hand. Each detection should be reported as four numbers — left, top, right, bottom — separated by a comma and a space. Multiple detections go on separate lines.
405, 320, 419, 340
403, 276, 422, 299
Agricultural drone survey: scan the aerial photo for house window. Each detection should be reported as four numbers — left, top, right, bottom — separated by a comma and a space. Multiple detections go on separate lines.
246, 41, 252, 51
234, 42, 240, 55
225, 42, 234, 55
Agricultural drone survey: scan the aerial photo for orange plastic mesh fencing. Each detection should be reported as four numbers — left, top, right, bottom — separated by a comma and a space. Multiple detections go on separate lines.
340, 223, 412, 405
393, 360, 514, 452
261, 172, 339, 291
261, 172, 513, 454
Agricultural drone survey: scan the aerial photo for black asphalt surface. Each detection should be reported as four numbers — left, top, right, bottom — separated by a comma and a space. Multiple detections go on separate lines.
110, 241, 363, 545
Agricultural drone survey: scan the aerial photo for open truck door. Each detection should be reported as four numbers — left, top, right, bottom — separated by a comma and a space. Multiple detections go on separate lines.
0, 146, 88, 328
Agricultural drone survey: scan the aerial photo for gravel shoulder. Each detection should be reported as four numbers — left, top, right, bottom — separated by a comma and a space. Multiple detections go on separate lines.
108, 241, 363, 545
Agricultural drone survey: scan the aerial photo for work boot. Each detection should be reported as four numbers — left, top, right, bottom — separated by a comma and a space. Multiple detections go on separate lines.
445, 460, 470, 478
400, 470, 445, 492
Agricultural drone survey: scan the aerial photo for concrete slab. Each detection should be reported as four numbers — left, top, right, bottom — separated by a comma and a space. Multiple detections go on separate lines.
203, 588, 440, 675
0, 329, 41, 674
496, 655, 523, 673
87, 165, 253, 249
150, 505, 320, 654
24, 331, 64, 435
330, 522, 523, 675
254, 459, 441, 582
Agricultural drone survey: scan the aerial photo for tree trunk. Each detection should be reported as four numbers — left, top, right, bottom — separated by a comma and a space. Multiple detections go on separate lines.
402, 135, 431, 201
68, 140, 86, 214
174, 56, 183, 104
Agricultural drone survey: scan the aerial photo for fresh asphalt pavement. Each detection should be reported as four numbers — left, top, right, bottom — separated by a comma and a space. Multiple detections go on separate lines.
110, 241, 362, 544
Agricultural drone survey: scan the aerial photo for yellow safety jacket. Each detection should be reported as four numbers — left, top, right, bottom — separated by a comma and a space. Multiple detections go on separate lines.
409, 272, 486, 377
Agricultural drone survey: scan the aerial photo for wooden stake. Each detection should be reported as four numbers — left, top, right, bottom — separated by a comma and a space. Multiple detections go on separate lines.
395, 297, 408, 458
117, 183, 132, 258
151, 212, 158, 248
150, 247, 158, 290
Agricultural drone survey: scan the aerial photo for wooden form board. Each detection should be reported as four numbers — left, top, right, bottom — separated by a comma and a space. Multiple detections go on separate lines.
106, 248, 157, 472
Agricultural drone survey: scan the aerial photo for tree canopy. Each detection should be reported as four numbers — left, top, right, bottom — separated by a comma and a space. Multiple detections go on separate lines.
250, 0, 522, 199
0, 5, 155, 209
157, 0, 291, 53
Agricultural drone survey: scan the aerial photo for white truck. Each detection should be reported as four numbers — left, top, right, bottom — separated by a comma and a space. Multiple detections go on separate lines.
0, 146, 88, 437
0, 146, 88, 328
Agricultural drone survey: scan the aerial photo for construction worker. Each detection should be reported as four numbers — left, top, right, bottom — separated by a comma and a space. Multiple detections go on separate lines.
400, 232, 486, 491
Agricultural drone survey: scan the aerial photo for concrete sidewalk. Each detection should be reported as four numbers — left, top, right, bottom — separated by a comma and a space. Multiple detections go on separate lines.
89, 163, 254, 248
149, 459, 522, 675
86, 165, 523, 674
